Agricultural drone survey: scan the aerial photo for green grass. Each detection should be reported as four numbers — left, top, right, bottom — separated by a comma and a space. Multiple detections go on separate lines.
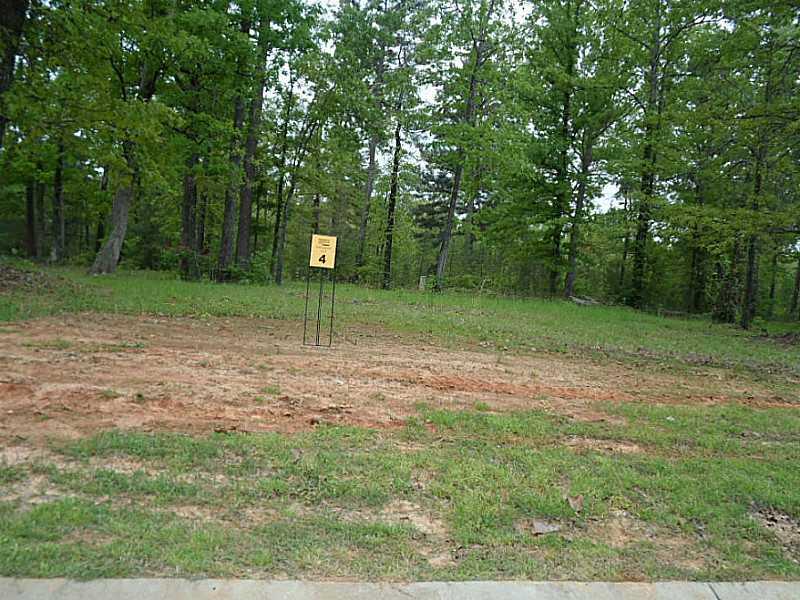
2, 262, 799, 380
2, 405, 799, 580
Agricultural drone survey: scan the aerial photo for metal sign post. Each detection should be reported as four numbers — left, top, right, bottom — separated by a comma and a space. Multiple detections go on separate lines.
303, 234, 337, 347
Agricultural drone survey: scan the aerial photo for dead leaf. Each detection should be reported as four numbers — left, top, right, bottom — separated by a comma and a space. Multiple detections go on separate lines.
566, 494, 584, 514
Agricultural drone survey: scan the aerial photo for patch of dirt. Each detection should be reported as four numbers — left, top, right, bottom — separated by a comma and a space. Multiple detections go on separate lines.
0, 445, 45, 465
60, 529, 115, 546
584, 510, 708, 571
757, 332, 800, 346
564, 437, 643, 454
380, 499, 448, 538
751, 506, 800, 562
332, 499, 452, 568
88, 456, 149, 475
0, 314, 791, 446
0, 473, 79, 507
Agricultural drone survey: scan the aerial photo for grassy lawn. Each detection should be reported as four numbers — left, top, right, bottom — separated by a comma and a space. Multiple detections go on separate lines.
2, 405, 800, 580
1, 261, 799, 580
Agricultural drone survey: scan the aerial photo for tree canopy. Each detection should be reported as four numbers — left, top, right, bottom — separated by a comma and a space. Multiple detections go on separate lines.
1, 0, 798, 326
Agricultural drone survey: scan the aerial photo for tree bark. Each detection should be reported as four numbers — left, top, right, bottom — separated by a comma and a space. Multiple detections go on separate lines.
791, 253, 800, 319
180, 152, 199, 279
0, 0, 28, 151
382, 119, 402, 289
551, 83, 573, 296
197, 190, 208, 255
712, 235, 742, 324
88, 28, 160, 274
629, 0, 663, 309
741, 153, 764, 330
253, 180, 264, 253
34, 177, 45, 258
435, 18, 487, 291
94, 166, 108, 253
235, 93, 259, 268
688, 243, 708, 314
355, 25, 386, 275
312, 192, 321, 234
51, 140, 65, 261
564, 143, 591, 298
217, 94, 245, 281
356, 134, 379, 271
618, 186, 630, 294
236, 20, 270, 269
90, 143, 135, 274
24, 179, 36, 257
272, 108, 320, 284
687, 179, 707, 313
766, 247, 778, 319
273, 174, 297, 285
740, 234, 759, 329
270, 84, 294, 275
435, 159, 464, 289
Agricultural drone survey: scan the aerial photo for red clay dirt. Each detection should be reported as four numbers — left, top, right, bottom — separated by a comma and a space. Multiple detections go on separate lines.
0, 314, 788, 445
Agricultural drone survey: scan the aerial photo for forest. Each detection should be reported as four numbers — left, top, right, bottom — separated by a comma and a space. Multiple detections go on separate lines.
0, 0, 798, 328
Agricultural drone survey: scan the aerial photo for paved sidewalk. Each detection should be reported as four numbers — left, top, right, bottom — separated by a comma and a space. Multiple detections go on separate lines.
2, 579, 799, 599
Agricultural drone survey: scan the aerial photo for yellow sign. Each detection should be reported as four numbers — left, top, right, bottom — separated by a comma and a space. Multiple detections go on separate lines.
309, 234, 337, 269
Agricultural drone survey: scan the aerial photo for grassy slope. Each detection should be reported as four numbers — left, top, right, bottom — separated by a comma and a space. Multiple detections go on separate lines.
1, 263, 799, 580
3, 265, 799, 378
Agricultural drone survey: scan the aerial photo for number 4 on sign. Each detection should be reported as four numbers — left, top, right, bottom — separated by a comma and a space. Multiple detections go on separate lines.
309, 234, 336, 270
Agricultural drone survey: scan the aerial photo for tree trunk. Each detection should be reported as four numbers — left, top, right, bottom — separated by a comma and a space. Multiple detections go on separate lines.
52, 140, 65, 261
217, 95, 245, 281
88, 34, 160, 274
628, 1, 663, 309
766, 247, 778, 319
270, 86, 294, 275
0, 0, 28, 151
356, 134, 379, 272
740, 234, 759, 329
273, 175, 297, 285
197, 191, 208, 255
712, 236, 742, 324
687, 178, 707, 313
271, 177, 284, 269
93, 166, 108, 253
236, 21, 270, 269
550, 86, 573, 296
564, 144, 591, 298
253, 180, 264, 253
741, 155, 764, 330
435, 34, 482, 291
618, 189, 630, 294
791, 253, 800, 319
435, 161, 464, 290
688, 244, 708, 314
180, 152, 199, 279
35, 178, 45, 258
24, 180, 36, 257
312, 192, 321, 234
89, 144, 135, 275
235, 97, 256, 269
382, 120, 402, 290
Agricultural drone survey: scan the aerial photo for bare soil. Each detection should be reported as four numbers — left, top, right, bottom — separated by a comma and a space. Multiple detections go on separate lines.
0, 314, 787, 446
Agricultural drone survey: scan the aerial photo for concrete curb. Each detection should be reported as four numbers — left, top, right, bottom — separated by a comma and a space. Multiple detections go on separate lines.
1, 579, 799, 599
